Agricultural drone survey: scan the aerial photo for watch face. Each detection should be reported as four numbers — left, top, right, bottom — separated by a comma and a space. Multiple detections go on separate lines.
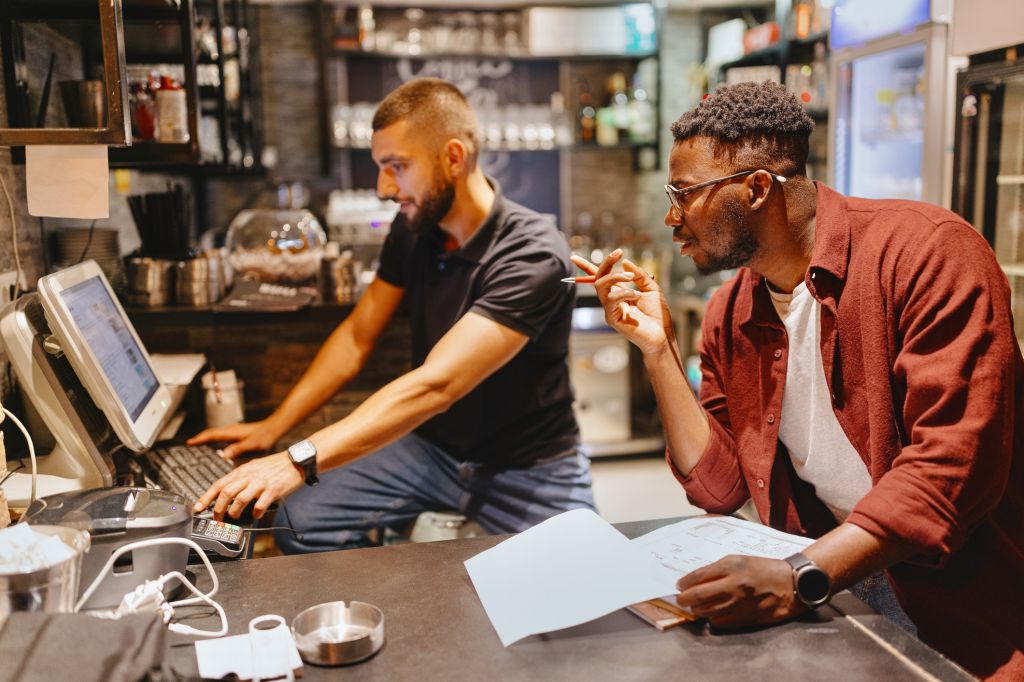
796, 567, 831, 604
290, 440, 316, 463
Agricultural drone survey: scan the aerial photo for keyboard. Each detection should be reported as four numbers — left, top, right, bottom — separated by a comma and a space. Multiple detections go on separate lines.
143, 444, 234, 505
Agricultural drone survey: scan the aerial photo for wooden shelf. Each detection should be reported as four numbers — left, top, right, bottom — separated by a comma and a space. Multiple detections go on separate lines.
720, 31, 829, 72
332, 48, 658, 62
335, 142, 656, 152
790, 31, 829, 48
126, 300, 357, 326
109, 140, 198, 167
8, 0, 179, 22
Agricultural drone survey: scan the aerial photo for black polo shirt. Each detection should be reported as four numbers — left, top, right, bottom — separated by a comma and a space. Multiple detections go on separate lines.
376, 179, 579, 468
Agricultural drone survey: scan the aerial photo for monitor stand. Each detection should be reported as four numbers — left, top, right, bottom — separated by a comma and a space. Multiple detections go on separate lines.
2, 443, 103, 506
0, 295, 114, 507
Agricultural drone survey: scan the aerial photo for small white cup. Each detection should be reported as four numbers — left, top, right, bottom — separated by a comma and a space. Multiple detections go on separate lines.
204, 381, 244, 429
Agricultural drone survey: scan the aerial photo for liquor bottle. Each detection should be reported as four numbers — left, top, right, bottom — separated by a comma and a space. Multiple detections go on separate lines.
809, 41, 828, 115
550, 92, 574, 148
577, 80, 597, 145
357, 5, 376, 52
332, 7, 360, 51
608, 72, 631, 143
638, 232, 659, 284
628, 73, 656, 144
156, 75, 188, 142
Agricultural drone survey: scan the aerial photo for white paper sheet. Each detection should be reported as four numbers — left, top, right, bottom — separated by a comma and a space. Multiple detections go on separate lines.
631, 516, 814, 593
464, 509, 668, 647
0, 523, 77, 573
150, 353, 207, 386
465, 511, 817, 646
25, 145, 109, 219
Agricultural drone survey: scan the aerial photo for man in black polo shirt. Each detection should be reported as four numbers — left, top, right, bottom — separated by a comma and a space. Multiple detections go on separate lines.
190, 78, 595, 552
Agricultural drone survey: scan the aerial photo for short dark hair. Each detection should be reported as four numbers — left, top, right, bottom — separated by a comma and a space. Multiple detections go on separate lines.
671, 82, 814, 177
373, 78, 481, 167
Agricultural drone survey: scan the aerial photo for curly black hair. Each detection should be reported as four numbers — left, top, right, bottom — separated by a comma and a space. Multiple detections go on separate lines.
671, 82, 815, 177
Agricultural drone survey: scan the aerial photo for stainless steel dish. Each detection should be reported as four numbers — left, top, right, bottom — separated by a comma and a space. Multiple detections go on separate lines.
126, 257, 175, 307
0, 525, 90, 628
291, 600, 384, 666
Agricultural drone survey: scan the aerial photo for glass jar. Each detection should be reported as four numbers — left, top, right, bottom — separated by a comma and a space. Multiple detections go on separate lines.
225, 209, 327, 284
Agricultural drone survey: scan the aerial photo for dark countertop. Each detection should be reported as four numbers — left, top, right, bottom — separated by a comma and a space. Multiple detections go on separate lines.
167, 518, 973, 682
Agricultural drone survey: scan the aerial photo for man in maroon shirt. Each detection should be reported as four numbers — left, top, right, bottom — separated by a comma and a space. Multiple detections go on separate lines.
574, 82, 1023, 680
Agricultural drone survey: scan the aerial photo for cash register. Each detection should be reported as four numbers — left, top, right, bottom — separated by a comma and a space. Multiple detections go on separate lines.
0, 260, 247, 559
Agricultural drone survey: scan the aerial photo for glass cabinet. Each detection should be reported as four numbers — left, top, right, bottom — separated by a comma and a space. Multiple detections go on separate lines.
952, 57, 1024, 346
0, 0, 132, 147
0, 0, 261, 171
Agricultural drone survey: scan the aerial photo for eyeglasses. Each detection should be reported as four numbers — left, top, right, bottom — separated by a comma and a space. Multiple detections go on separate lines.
664, 169, 787, 213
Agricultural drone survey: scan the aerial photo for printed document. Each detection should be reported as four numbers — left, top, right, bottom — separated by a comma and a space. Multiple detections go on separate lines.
465, 510, 812, 646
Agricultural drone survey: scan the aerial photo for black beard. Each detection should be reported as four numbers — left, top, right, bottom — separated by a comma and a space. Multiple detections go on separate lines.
406, 177, 455, 233
695, 196, 760, 276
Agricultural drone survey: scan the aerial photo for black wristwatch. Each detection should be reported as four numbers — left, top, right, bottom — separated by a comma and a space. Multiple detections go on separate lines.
287, 439, 319, 486
784, 552, 831, 608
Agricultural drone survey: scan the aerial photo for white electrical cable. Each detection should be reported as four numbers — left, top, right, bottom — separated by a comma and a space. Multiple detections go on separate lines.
75, 536, 228, 637
2, 406, 36, 502
0, 169, 24, 299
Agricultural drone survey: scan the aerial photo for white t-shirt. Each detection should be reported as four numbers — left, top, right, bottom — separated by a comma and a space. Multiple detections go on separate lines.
769, 282, 872, 522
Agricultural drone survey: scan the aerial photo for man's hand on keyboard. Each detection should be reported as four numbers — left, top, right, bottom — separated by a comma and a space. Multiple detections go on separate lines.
187, 419, 283, 461
193, 451, 303, 520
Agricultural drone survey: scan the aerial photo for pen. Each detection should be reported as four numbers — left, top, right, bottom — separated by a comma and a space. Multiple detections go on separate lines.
560, 276, 596, 284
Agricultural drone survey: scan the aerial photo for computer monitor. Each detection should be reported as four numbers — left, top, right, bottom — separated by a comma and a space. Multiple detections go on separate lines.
37, 260, 173, 452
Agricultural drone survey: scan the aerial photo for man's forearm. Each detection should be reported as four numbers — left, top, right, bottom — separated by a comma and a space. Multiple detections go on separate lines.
305, 364, 455, 471
266, 321, 372, 435
643, 344, 711, 476
804, 522, 916, 593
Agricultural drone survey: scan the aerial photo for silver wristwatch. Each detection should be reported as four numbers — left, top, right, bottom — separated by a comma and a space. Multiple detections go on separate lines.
784, 552, 831, 608
287, 439, 319, 486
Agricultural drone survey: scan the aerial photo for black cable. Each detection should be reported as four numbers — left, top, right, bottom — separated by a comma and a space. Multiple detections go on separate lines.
77, 219, 97, 264
242, 525, 303, 541
38, 217, 49, 275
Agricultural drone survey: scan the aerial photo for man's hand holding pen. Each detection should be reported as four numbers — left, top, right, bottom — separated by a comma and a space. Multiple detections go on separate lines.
569, 249, 675, 357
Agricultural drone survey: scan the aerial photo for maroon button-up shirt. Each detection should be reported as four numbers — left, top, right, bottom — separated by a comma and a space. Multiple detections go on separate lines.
673, 183, 1023, 680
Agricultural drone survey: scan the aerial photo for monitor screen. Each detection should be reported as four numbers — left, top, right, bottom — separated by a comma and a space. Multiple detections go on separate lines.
59, 276, 160, 421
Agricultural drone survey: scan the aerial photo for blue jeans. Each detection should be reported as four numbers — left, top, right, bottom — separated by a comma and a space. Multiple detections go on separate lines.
274, 432, 595, 554
849, 572, 919, 637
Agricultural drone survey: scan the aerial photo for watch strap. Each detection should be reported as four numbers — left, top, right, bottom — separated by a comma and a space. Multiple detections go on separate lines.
785, 552, 814, 572
784, 552, 831, 607
287, 440, 319, 486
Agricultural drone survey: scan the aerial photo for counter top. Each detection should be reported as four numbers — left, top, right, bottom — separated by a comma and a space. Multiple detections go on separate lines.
167, 518, 972, 681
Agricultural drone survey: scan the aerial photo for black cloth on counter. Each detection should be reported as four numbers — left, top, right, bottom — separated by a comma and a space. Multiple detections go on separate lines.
0, 612, 166, 682
376, 177, 579, 468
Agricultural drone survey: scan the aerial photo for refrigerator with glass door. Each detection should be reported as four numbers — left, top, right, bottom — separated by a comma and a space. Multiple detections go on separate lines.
826, 0, 957, 205
951, 57, 1024, 347
828, 24, 955, 205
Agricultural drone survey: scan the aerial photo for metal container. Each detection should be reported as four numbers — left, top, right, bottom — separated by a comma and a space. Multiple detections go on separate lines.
0, 525, 90, 628
126, 257, 176, 307
176, 256, 224, 307
291, 600, 384, 666
570, 307, 631, 445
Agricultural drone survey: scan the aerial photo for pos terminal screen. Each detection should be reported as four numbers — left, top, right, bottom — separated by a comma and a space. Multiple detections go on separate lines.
60, 276, 160, 421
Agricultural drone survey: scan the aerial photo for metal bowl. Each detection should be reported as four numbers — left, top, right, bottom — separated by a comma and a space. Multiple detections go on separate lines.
291, 600, 384, 666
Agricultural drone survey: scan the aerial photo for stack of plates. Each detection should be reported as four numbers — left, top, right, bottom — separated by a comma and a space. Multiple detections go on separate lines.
56, 227, 119, 262
54, 227, 126, 291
